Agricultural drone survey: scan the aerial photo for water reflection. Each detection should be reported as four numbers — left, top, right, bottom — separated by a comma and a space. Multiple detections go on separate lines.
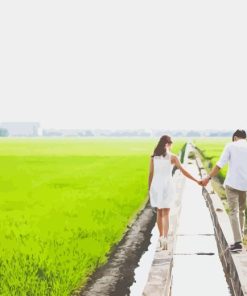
129, 226, 158, 296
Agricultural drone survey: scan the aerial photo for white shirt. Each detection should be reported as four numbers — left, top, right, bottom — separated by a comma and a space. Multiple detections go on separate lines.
217, 139, 247, 191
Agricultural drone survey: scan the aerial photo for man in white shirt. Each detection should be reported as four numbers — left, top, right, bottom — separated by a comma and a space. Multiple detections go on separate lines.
201, 129, 247, 252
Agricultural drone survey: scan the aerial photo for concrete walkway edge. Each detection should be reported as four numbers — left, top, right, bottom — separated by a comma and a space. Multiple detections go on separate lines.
194, 146, 247, 296
142, 145, 189, 296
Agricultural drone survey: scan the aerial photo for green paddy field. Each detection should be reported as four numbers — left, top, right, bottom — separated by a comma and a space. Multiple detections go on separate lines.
0, 138, 184, 295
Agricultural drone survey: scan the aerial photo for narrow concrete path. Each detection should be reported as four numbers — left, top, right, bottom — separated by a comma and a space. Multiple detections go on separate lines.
170, 150, 231, 296
139, 144, 232, 296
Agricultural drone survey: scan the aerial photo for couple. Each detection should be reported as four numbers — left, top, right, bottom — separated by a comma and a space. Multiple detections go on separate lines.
148, 130, 247, 252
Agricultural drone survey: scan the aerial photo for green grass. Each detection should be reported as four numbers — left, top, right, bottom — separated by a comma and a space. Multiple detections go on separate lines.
0, 138, 184, 295
193, 138, 229, 182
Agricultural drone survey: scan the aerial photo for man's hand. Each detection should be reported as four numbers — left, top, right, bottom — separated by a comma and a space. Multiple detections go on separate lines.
200, 177, 210, 187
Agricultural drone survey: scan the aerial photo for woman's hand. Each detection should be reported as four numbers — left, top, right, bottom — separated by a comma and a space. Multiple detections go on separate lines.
196, 179, 203, 186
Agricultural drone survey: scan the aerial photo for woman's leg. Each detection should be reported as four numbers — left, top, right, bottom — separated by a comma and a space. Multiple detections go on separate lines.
162, 208, 170, 237
157, 209, 163, 237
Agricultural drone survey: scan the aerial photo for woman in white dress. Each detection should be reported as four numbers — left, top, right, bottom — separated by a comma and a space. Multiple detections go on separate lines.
148, 135, 200, 250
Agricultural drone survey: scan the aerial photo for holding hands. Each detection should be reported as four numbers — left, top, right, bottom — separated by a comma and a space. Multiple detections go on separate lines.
199, 176, 211, 187
171, 155, 213, 187
197, 176, 211, 187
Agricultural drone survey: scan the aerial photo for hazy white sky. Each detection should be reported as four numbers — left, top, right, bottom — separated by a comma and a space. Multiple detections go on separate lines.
0, 1, 246, 130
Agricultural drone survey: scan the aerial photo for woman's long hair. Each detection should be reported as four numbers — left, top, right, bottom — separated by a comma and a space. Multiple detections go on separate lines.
151, 135, 172, 158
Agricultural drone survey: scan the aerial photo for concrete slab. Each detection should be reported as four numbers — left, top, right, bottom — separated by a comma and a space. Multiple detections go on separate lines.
174, 235, 217, 254
171, 255, 231, 296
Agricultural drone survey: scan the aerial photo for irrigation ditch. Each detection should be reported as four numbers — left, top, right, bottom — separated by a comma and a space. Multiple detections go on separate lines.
74, 198, 156, 296
73, 145, 186, 296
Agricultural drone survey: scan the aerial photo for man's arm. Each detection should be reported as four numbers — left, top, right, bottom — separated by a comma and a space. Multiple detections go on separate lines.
201, 165, 221, 186
200, 144, 230, 186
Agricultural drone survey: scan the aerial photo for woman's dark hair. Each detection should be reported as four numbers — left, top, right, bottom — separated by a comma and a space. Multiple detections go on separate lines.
152, 135, 173, 158
232, 129, 247, 141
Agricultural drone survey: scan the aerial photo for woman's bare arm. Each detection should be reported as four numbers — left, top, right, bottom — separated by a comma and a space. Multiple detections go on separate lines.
171, 155, 199, 183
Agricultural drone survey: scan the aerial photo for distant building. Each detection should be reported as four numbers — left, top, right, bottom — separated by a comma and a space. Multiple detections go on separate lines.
0, 122, 42, 137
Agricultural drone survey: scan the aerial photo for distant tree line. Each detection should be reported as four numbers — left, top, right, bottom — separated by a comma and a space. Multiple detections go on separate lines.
0, 128, 8, 137
42, 129, 235, 137
0, 127, 238, 138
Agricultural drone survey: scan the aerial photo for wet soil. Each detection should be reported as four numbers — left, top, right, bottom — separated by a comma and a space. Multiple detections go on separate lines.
74, 200, 156, 296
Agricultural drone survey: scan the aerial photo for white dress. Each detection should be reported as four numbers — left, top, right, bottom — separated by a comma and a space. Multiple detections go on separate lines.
149, 153, 176, 209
